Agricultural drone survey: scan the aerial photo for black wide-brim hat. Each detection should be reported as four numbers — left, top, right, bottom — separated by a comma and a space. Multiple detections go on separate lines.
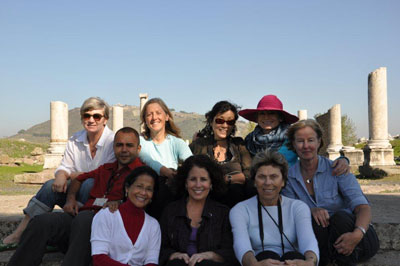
239, 95, 299, 124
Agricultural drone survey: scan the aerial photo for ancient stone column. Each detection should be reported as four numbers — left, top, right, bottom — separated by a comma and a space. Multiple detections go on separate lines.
327, 104, 343, 160
43, 101, 68, 169
364, 67, 395, 166
139, 93, 149, 112
368, 67, 391, 148
297, 110, 307, 120
112, 105, 124, 132
139, 93, 149, 133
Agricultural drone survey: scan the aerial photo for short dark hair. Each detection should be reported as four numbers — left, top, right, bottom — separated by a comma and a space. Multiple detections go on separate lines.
286, 119, 324, 152
123, 166, 159, 201
172, 155, 227, 199
115, 127, 140, 142
251, 150, 288, 184
198, 101, 240, 138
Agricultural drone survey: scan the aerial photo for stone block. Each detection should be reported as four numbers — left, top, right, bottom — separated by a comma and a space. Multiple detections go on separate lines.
31, 147, 44, 156
14, 169, 54, 184
0, 155, 12, 165
22, 158, 35, 165
364, 147, 395, 166
373, 223, 400, 250
327, 151, 340, 160
43, 154, 63, 169
342, 148, 364, 166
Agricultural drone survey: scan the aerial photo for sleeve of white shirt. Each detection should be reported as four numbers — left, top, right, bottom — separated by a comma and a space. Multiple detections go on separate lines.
230, 203, 254, 265
143, 217, 161, 265
55, 139, 77, 176
91, 209, 113, 255
293, 200, 320, 263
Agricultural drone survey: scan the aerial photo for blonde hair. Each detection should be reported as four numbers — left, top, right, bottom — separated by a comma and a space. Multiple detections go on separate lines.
140, 98, 181, 140
286, 119, 324, 152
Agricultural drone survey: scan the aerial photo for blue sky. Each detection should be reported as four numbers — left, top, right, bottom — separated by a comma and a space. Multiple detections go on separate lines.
1, 0, 399, 138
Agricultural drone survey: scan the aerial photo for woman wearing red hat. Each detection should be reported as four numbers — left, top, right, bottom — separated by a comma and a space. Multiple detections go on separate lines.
239, 95, 349, 174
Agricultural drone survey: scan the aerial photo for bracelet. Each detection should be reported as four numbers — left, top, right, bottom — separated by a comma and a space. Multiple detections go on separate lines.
356, 226, 366, 235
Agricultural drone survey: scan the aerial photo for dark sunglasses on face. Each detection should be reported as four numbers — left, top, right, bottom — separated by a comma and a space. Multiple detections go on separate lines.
82, 113, 104, 121
214, 118, 235, 126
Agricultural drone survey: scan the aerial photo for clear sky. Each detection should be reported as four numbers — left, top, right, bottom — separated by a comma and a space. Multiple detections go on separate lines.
1, 0, 399, 138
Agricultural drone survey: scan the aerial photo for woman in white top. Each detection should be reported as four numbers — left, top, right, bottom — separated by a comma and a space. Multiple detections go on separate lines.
91, 166, 161, 266
3, 97, 115, 246
139, 98, 192, 219
230, 150, 319, 266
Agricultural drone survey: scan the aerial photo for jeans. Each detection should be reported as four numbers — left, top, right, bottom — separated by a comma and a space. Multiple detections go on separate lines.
23, 178, 94, 218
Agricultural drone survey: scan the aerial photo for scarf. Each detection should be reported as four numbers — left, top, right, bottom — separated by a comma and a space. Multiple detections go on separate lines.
245, 123, 289, 156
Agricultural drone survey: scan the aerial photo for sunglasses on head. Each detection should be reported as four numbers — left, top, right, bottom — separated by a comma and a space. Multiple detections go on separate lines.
82, 113, 104, 121
215, 118, 235, 126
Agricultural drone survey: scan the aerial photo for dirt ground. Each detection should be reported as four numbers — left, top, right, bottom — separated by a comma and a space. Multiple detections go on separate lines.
0, 185, 399, 223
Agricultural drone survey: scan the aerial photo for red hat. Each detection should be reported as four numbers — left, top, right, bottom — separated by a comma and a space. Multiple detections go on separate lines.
239, 95, 299, 124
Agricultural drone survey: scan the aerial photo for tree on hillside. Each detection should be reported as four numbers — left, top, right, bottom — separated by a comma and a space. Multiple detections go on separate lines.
342, 114, 357, 146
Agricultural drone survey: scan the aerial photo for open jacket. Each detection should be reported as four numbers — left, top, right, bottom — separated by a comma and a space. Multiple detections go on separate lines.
159, 197, 237, 266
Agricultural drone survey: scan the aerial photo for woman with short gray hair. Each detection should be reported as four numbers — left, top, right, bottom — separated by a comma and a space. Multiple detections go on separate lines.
230, 150, 319, 266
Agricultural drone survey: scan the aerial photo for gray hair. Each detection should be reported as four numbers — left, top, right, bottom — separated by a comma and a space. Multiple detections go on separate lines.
251, 150, 288, 184
80, 97, 110, 119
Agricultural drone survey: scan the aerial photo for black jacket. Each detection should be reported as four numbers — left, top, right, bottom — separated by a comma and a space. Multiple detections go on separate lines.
159, 197, 238, 266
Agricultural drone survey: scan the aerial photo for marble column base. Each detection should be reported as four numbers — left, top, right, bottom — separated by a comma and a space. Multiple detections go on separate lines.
363, 147, 396, 166
341, 148, 364, 166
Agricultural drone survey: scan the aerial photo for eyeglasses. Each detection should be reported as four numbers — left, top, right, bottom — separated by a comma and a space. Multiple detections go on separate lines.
82, 113, 104, 121
214, 118, 235, 126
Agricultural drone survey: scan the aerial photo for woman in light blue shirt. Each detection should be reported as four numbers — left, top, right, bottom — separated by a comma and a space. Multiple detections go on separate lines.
139, 98, 192, 219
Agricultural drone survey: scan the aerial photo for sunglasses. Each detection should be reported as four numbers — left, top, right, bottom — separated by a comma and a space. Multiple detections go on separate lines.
82, 113, 104, 121
215, 118, 235, 126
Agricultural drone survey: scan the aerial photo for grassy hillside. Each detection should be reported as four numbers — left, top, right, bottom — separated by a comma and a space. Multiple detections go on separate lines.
0, 139, 48, 158
8, 106, 249, 143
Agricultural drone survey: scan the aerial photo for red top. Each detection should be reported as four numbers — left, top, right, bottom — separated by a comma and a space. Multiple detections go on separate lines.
92, 200, 157, 266
76, 158, 143, 212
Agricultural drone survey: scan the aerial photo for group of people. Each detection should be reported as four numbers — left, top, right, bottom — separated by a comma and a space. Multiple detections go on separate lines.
2, 95, 379, 266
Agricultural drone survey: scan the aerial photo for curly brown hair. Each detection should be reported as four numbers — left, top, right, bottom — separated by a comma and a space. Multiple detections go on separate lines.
172, 155, 227, 199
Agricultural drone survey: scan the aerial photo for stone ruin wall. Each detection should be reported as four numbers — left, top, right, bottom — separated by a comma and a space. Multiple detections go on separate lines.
315, 112, 330, 156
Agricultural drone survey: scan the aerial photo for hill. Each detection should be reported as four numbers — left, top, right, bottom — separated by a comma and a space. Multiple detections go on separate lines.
9, 105, 249, 143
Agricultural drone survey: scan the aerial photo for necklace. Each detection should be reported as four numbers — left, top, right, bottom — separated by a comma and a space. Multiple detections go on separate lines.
306, 178, 312, 184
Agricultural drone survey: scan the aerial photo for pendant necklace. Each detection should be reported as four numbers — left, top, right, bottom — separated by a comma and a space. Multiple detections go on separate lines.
306, 178, 312, 184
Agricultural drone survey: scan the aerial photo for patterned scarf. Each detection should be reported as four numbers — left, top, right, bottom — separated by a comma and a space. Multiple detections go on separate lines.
245, 123, 289, 156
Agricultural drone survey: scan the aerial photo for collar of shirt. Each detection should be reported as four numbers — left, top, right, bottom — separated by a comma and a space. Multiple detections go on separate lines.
292, 155, 327, 183
104, 157, 144, 172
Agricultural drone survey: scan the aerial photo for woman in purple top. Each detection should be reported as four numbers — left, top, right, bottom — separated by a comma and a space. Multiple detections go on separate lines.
159, 155, 238, 266
282, 119, 379, 266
